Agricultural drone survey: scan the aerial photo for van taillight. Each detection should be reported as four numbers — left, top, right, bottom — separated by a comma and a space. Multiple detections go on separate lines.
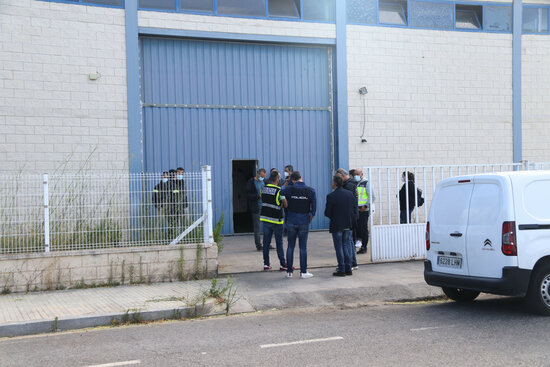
426, 221, 430, 251
502, 221, 517, 256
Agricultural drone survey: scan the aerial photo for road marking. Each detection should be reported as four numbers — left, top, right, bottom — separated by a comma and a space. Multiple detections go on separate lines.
260, 336, 344, 349
84, 360, 141, 367
410, 325, 456, 332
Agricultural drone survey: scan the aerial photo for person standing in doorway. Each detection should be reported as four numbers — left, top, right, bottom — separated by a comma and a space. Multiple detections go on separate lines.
336, 168, 359, 270
260, 170, 288, 271
355, 168, 375, 255
281, 171, 316, 279
399, 171, 416, 224
325, 175, 357, 276
246, 168, 266, 251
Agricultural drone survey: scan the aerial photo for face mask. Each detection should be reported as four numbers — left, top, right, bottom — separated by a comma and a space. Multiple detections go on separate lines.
177, 175, 183, 180
354, 175, 360, 182
258, 177, 264, 181
284, 172, 289, 178
162, 178, 168, 183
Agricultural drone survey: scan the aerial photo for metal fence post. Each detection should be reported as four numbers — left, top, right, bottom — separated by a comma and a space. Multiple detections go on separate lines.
43, 173, 50, 253
202, 165, 214, 244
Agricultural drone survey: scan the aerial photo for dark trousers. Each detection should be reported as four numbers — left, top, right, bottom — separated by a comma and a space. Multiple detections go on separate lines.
251, 212, 261, 249
262, 221, 285, 267
400, 209, 414, 224
332, 230, 351, 273
357, 210, 370, 250
286, 223, 309, 274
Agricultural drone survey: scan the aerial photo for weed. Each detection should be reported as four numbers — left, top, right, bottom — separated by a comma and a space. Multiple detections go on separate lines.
177, 246, 185, 281
51, 316, 58, 333
1, 286, 11, 295
72, 278, 86, 289
120, 260, 125, 285
193, 244, 203, 280
222, 277, 240, 316
129, 264, 134, 284
213, 213, 224, 253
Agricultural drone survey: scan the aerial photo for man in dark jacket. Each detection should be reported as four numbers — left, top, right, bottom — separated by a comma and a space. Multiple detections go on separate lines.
325, 175, 357, 276
336, 168, 359, 270
246, 168, 266, 250
399, 171, 417, 224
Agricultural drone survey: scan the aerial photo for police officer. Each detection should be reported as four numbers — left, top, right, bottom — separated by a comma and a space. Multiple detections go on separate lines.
336, 168, 359, 270
281, 171, 316, 279
260, 170, 288, 271
355, 169, 375, 255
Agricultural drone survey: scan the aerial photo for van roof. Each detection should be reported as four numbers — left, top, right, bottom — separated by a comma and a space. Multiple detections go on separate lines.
439, 170, 550, 184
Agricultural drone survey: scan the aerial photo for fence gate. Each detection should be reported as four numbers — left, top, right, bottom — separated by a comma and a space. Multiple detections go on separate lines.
364, 162, 532, 262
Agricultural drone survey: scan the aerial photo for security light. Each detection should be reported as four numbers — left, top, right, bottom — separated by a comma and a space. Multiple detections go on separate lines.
359, 87, 368, 95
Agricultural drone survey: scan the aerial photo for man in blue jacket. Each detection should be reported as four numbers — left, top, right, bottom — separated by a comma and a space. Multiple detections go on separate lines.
325, 175, 357, 276
281, 171, 316, 279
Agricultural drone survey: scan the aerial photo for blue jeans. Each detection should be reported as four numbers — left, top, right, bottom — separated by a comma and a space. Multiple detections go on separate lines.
348, 232, 357, 267
262, 221, 285, 267
286, 223, 309, 274
332, 230, 351, 273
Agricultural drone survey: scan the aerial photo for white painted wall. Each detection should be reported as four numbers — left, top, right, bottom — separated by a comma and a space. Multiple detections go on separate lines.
347, 25, 514, 168
0, 0, 128, 173
522, 35, 550, 163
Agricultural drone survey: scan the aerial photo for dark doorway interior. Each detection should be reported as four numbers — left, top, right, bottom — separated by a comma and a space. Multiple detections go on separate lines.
232, 160, 257, 233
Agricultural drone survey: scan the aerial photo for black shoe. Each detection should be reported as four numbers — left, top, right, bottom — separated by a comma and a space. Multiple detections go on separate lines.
333, 271, 346, 277
256, 246, 262, 251
269, 245, 275, 250
345, 270, 353, 276
357, 248, 366, 254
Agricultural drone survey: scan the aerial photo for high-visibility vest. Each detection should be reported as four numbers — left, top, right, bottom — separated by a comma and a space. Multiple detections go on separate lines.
357, 183, 369, 206
260, 184, 284, 224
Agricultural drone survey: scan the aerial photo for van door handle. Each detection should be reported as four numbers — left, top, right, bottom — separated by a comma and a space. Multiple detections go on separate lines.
450, 232, 463, 237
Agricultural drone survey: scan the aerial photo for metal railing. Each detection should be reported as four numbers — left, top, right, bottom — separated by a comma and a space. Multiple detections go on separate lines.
0, 166, 213, 255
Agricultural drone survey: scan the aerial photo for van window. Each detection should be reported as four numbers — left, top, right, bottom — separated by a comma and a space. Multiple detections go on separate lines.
469, 183, 501, 225
433, 184, 472, 225
523, 180, 550, 221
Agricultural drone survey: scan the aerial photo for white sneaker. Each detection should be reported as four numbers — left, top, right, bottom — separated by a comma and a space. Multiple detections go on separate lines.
352, 266, 358, 270
300, 272, 314, 279
355, 240, 362, 248
285, 272, 293, 278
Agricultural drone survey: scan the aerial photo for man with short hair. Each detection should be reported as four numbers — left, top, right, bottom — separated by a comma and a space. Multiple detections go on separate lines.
281, 171, 316, 279
325, 175, 357, 276
260, 170, 288, 271
283, 165, 294, 187
246, 168, 266, 251
355, 168, 375, 254
336, 168, 359, 270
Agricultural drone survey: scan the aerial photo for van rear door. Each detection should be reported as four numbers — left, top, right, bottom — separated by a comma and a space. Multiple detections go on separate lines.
428, 178, 474, 276
466, 176, 517, 278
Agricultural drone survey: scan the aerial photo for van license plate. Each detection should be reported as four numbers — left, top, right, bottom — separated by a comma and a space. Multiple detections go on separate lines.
437, 256, 462, 269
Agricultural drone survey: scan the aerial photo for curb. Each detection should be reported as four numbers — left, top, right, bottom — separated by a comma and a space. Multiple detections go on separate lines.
0, 301, 217, 338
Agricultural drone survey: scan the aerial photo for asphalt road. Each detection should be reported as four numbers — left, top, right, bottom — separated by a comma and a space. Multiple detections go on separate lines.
0, 295, 548, 367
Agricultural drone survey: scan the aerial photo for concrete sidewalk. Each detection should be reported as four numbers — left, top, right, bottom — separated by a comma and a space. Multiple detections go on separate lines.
0, 260, 441, 338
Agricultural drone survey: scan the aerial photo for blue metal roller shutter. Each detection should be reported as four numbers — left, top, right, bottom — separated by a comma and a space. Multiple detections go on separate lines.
140, 37, 333, 234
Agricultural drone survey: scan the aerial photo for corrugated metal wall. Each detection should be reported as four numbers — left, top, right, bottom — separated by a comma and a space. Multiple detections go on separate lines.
140, 37, 333, 233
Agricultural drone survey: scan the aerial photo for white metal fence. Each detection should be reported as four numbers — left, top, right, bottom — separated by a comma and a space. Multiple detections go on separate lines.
364, 162, 533, 262
0, 166, 213, 255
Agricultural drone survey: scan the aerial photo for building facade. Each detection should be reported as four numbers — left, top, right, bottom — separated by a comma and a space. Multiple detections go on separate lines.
1, 0, 549, 233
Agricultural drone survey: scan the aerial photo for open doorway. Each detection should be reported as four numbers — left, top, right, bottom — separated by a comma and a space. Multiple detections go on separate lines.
232, 160, 257, 233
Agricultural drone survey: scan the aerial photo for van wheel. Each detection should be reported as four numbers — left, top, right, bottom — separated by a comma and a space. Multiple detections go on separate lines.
442, 287, 480, 302
526, 263, 550, 316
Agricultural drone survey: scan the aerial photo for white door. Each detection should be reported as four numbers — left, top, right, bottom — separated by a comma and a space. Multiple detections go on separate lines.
428, 179, 474, 276
466, 177, 516, 278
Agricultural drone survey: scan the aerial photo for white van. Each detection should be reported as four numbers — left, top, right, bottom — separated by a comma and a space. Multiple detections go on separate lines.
424, 171, 550, 315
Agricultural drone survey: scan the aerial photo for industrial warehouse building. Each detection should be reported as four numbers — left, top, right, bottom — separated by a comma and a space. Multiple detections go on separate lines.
1, 0, 549, 234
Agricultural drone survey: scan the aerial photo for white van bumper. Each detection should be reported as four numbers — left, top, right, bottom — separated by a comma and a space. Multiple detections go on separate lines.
424, 260, 531, 297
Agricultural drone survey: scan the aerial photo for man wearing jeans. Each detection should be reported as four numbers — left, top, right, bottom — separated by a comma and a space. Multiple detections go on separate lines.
260, 170, 288, 271
325, 175, 357, 276
281, 171, 316, 279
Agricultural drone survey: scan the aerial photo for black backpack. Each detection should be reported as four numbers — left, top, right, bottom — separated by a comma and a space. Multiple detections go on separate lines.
417, 188, 425, 207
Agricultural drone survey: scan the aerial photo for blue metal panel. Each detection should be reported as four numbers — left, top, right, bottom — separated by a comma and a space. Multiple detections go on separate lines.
141, 38, 333, 233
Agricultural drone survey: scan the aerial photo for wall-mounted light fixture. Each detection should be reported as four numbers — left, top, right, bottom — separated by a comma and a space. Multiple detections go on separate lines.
88, 72, 101, 81
358, 86, 368, 95
359, 86, 368, 143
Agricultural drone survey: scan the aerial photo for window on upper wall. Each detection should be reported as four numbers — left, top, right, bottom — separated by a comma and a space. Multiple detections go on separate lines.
83, 0, 122, 6
139, 0, 176, 10
218, 0, 266, 17
484, 5, 511, 32
180, 0, 213, 12
269, 0, 300, 18
409, 0, 453, 29
455, 4, 482, 30
379, 0, 408, 25
302, 0, 335, 21
348, 0, 377, 24
523, 7, 549, 33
